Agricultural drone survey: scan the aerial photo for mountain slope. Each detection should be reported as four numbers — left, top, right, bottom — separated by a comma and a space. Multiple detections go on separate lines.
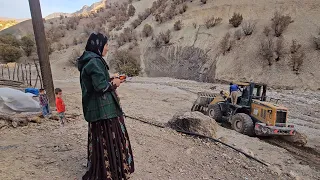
45, 13, 70, 20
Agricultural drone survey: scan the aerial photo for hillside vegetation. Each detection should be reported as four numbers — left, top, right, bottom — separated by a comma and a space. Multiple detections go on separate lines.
1, 0, 320, 90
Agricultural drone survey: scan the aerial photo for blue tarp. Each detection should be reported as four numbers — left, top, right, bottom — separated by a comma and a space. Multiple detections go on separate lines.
25, 88, 39, 96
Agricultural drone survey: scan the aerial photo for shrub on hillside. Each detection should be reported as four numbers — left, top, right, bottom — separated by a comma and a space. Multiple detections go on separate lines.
128, 4, 136, 16
201, 0, 207, 4
205, 16, 222, 29
182, 4, 188, 12
229, 13, 243, 28
116, 28, 137, 47
290, 40, 304, 73
0, 34, 21, 47
272, 12, 292, 37
131, 19, 142, 29
220, 32, 233, 55
142, 24, 153, 37
144, 46, 209, 81
259, 37, 274, 66
154, 37, 162, 48
242, 20, 256, 36
160, 30, 171, 44
113, 50, 141, 76
84, 22, 97, 35
66, 16, 80, 30
138, 8, 151, 21
174, 20, 183, 31
21, 35, 35, 57
0, 45, 22, 62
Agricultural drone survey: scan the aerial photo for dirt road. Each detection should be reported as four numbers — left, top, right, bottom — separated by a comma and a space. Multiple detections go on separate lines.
0, 77, 319, 180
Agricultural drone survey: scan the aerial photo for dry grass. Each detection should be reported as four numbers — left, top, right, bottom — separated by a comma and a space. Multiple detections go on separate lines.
220, 32, 232, 55
205, 16, 222, 29
242, 20, 256, 36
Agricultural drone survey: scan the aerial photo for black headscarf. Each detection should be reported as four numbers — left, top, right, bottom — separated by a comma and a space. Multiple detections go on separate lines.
85, 33, 108, 57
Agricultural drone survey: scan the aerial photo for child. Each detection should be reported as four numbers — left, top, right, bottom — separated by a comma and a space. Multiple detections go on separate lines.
55, 88, 66, 126
39, 88, 50, 118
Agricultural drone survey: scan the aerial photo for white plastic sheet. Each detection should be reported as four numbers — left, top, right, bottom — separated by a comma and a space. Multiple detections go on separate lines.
0, 88, 40, 113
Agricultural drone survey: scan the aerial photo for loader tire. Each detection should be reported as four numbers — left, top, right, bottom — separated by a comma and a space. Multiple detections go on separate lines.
231, 113, 255, 136
208, 104, 222, 122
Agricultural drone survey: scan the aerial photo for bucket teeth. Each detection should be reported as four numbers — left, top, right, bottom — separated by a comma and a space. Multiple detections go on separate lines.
191, 92, 218, 114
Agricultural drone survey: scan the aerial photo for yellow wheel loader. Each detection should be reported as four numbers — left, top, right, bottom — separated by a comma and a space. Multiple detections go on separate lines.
191, 82, 307, 146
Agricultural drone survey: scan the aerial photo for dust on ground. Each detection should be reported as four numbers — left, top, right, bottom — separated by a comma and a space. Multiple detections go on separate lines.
0, 77, 319, 180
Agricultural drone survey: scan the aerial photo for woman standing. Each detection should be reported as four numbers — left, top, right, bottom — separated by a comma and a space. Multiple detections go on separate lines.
78, 33, 134, 180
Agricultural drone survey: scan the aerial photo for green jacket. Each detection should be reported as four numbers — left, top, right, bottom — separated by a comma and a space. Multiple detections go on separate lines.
78, 51, 123, 122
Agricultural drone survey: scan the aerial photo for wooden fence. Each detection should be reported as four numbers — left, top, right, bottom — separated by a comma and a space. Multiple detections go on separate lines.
0, 62, 42, 88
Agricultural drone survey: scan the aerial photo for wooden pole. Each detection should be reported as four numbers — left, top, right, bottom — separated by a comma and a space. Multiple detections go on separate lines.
21, 64, 25, 84
34, 62, 43, 88
29, 63, 32, 86
13, 63, 17, 81
25, 63, 27, 82
29, 0, 55, 106
17, 63, 20, 81
7, 67, 10, 80
1, 65, 3, 77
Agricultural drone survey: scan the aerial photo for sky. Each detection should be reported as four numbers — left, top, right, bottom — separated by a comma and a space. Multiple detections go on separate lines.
0, 0, 100, 19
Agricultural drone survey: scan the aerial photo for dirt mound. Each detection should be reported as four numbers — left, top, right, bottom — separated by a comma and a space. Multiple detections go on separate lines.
168, 111, 218, 138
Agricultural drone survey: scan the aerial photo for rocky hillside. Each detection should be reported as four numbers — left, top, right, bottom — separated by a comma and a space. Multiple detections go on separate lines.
45, 13, 71, 20
1, 0, 320, 90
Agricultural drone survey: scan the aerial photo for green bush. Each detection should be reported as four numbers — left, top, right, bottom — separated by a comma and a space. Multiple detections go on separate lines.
113, 50, 141, 76
21, 35, 35, 57
0, 34, 21, 47
0, 45, 22, 62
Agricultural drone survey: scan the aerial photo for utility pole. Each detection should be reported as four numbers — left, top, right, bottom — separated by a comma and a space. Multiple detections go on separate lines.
28, 0, 55, 107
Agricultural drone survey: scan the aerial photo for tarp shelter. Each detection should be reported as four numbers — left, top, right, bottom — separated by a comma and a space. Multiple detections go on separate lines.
0, 88, 40, 113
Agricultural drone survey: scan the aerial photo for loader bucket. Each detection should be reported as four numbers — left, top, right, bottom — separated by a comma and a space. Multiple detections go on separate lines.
191, 92, 217, 114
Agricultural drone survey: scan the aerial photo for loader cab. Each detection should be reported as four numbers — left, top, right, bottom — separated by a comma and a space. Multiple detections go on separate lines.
235, 82, 267, 107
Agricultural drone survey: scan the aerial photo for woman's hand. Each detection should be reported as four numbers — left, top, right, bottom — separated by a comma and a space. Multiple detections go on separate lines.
112, 78, 121, 87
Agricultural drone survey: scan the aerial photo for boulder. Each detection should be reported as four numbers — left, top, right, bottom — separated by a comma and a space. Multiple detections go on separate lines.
168, 111, 218, 138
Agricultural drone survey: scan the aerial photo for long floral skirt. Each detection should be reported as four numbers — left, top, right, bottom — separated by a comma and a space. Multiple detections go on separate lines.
82, 116, 134, 180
